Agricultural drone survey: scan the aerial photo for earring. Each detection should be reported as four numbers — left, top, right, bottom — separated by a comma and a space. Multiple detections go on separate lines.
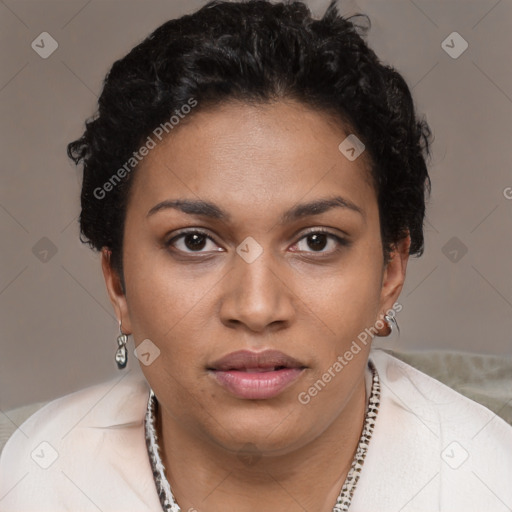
384, 314, 400, 336
115, 322, 128, 369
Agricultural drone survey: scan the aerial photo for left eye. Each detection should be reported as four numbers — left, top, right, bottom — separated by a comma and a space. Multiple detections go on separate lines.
292, 231, 346, 253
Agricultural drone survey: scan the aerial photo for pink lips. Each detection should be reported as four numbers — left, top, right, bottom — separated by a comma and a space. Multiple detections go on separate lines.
208, 349, 306, 399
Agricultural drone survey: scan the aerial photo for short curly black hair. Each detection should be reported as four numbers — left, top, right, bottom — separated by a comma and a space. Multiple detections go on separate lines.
67, 0, 432, 282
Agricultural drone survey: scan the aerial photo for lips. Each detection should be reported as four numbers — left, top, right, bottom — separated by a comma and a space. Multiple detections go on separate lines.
208, 350, 306, 399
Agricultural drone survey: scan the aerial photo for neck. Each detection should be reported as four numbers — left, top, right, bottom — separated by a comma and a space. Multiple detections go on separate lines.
156, 374, 368, 512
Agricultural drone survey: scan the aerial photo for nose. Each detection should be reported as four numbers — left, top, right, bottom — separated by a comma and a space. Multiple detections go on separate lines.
219, 245, 296, 334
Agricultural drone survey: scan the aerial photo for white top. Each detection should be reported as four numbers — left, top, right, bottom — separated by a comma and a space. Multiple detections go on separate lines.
1, 349, 511, 512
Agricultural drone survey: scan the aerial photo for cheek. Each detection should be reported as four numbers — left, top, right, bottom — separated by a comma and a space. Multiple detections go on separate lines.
297, 245, 383, 345
123, 262, 208, 405
121, 245, 227, 386
123, 237, 205, 332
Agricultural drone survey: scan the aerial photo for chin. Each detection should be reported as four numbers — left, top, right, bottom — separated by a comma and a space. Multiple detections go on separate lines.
203, 407, 317, 456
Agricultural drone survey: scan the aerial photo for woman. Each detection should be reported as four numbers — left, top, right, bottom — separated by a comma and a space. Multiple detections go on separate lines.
1, 1, 511, 511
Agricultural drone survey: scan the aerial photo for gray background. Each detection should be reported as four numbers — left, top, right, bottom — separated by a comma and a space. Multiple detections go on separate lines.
1, 0, 511, 410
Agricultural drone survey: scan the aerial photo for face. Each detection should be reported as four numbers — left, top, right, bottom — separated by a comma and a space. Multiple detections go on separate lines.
102, 99, 409, 455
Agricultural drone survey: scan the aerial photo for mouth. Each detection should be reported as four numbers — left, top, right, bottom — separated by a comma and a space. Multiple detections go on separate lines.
207, 350, 307, 400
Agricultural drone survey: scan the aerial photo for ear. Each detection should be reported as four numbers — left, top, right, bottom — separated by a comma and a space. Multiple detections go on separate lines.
377, 234, 411, 323
101, 247, 132, 334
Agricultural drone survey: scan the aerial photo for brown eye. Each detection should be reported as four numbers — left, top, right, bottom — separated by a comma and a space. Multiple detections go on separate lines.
183, 233, 208, 251
293, 230, 349, 254
304, 233, 329, 251
166, 230, 222, 253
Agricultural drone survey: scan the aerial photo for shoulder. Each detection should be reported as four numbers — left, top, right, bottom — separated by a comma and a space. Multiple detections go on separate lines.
370, 348, 512, 441
0, 371, 158, 511
359, 348, 512, 511
1, 370, 149, 454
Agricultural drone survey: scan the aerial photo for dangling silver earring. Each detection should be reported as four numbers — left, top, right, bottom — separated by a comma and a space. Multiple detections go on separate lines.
115, 322, 128, 369
384, 314, 400, 336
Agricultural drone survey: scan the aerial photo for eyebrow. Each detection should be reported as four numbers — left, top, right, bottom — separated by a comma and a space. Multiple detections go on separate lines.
147, 195, 365, 223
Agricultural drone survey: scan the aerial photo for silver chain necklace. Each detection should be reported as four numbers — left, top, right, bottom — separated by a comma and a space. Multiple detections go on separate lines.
144, 360, 380, 512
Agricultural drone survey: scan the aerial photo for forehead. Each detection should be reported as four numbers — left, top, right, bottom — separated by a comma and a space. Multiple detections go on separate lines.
129, 100, 376, 218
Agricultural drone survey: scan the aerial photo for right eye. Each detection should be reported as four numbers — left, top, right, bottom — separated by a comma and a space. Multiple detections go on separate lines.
165, 229, 224, 254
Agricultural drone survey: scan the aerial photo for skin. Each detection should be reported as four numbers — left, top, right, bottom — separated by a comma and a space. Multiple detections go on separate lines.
102, 99, 410, 512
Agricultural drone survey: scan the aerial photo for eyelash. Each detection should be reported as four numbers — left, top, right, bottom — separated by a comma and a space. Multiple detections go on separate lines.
165, 228, 349, 256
